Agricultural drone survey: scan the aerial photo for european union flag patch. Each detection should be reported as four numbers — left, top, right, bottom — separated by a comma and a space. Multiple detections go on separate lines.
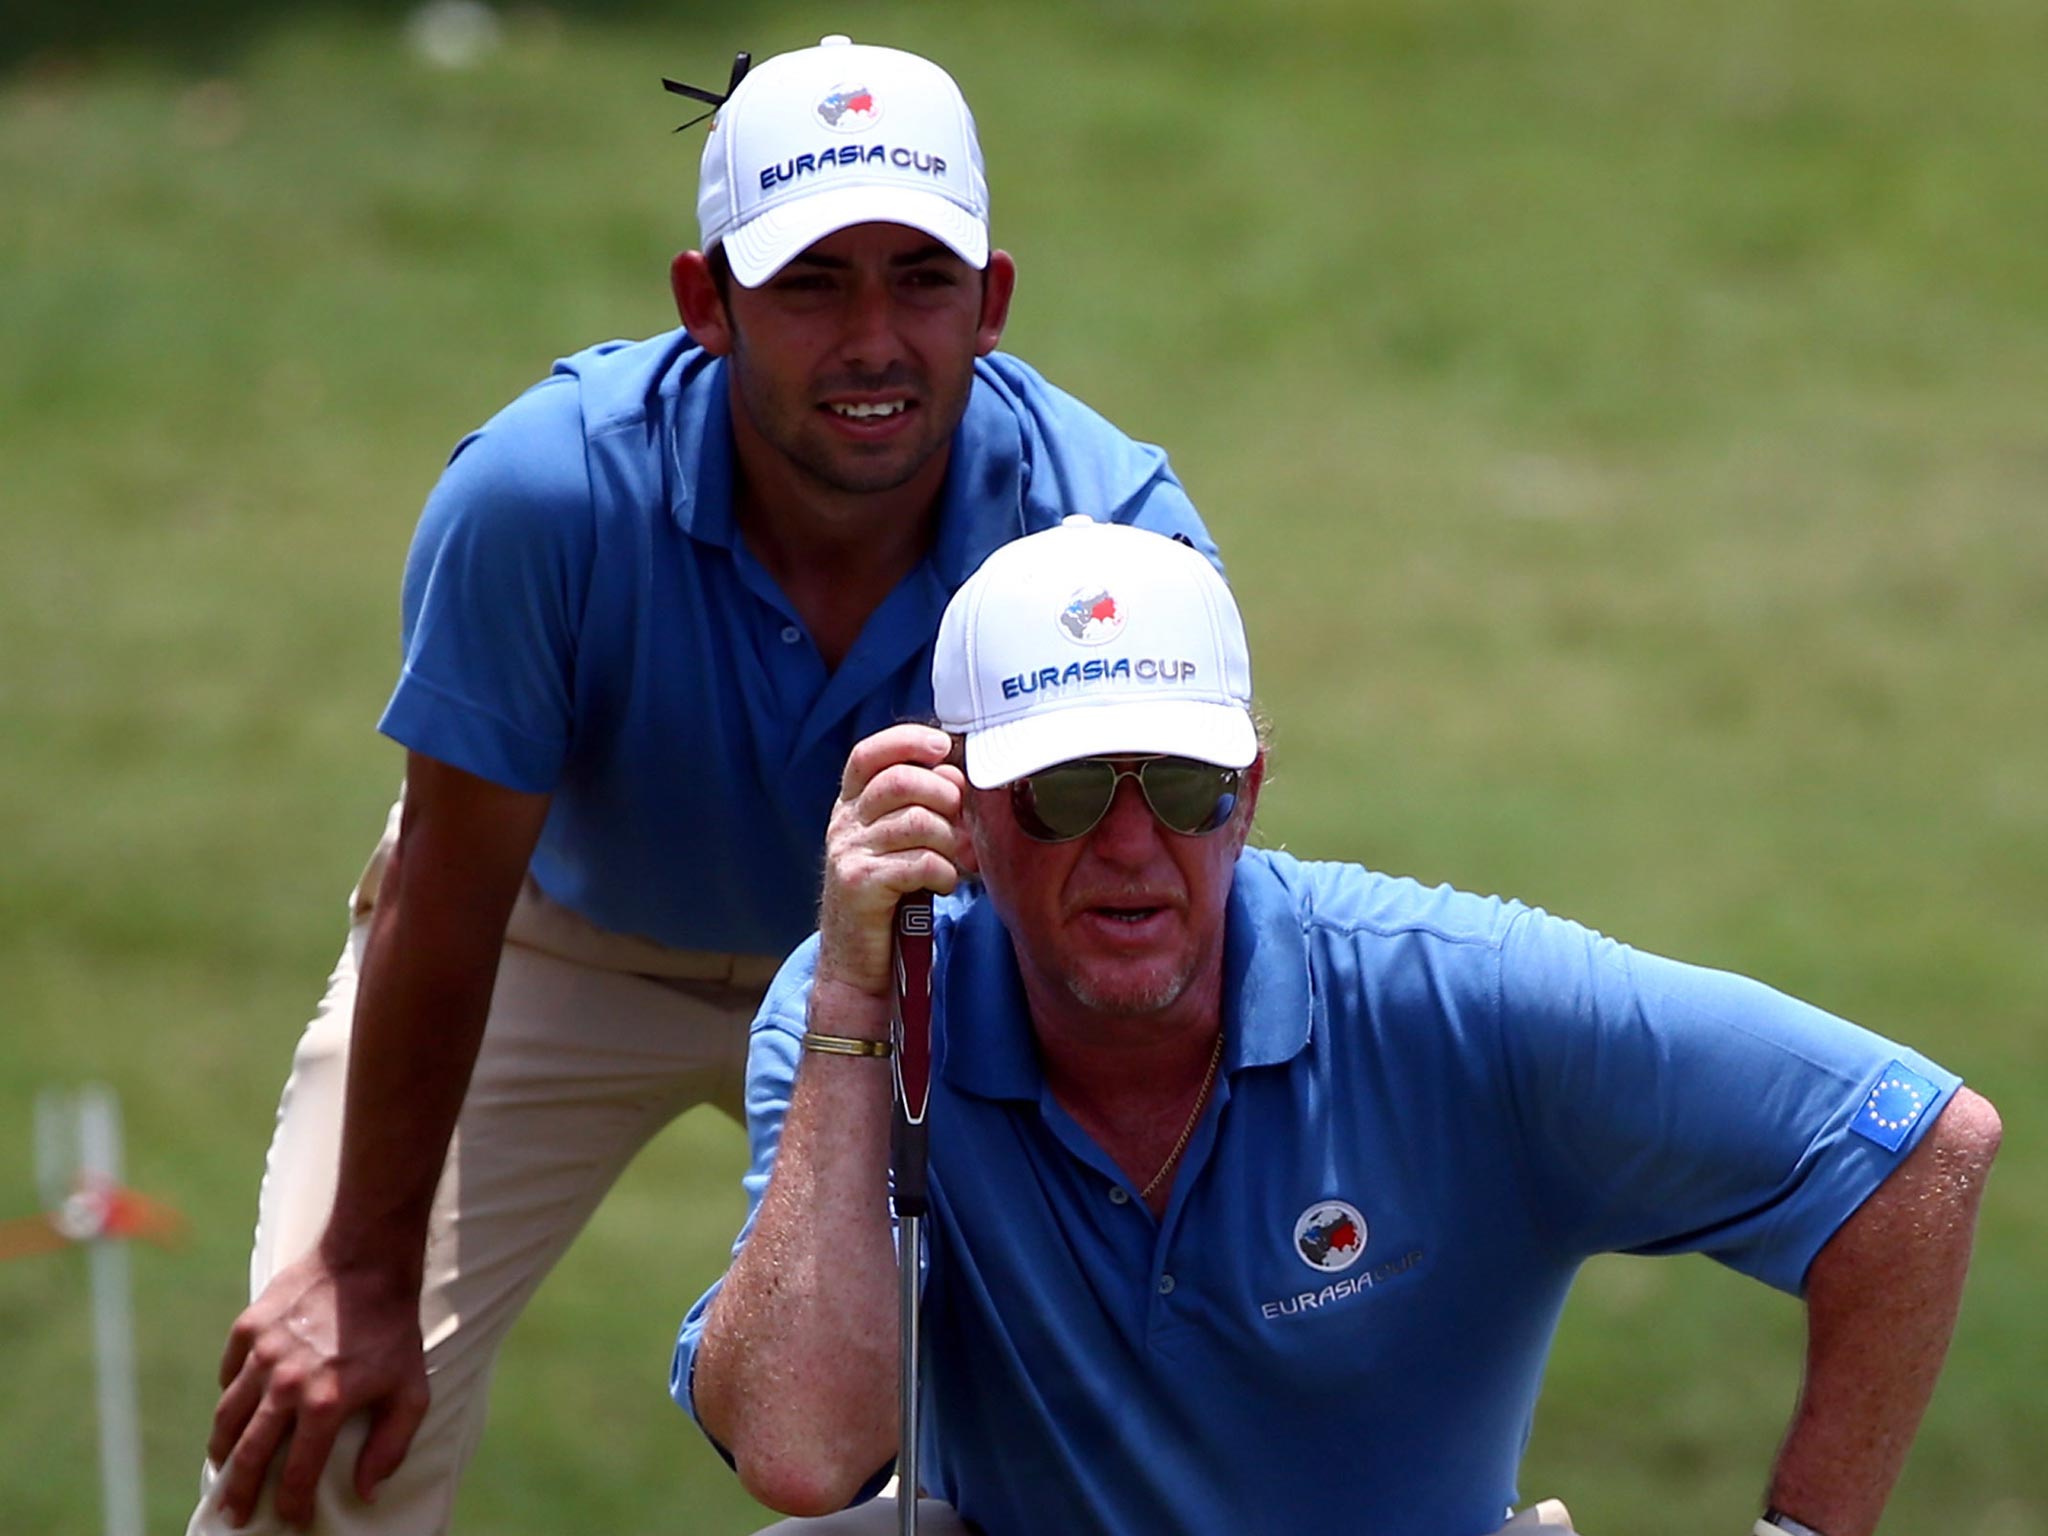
1850, 1061, 1941, 1152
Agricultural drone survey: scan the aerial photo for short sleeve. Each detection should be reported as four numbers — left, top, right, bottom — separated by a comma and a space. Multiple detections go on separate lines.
1118, 475, 1223, 576
377, 375, 596, 791
978, 351, 1223, 577
1495, 908, 1961, 1293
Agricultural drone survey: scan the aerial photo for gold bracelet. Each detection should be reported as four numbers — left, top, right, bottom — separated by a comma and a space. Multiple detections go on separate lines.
801, 1031, 893, 1058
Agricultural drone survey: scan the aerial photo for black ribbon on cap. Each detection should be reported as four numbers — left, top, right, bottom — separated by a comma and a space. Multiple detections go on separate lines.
663, 51, 751, 132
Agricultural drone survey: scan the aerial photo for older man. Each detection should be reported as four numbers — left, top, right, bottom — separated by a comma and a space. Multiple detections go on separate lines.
678, 518, 2000, 1536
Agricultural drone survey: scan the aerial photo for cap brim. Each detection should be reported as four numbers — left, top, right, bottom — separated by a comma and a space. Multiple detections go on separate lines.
721, 184, 989, 286
963, 698, 1258, 790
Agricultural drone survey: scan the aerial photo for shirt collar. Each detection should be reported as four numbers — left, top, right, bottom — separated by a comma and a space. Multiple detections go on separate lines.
935, 892, 1038, 1102
666, 348, 738, 547
1219, 848, 1316, 1069
938, 849, 1314, 1105
929, 365, 1026, 587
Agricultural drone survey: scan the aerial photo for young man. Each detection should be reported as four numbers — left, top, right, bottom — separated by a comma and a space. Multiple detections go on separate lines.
193, 38, 1219, 1536
678, 517, 2001, 1536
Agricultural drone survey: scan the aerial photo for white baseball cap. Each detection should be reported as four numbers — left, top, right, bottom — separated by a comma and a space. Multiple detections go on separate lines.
934, 517, 1257, 789
697, 35, 990, 287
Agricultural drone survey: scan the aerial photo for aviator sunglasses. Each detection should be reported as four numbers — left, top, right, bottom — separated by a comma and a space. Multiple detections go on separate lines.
1009, 756, 1245, 843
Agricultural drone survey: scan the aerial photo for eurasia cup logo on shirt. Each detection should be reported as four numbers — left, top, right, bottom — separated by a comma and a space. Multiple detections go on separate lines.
1294, 1200, 1367, 1272
1260, 1200, 1417, 1318
816, 83, 880, 131
1058, 586, 1124, 645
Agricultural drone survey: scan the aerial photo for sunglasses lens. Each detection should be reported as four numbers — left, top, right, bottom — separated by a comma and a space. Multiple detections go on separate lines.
1012, 760, 1118, 841
1011, 758, 1244, 842
1140, 759, 1241, 835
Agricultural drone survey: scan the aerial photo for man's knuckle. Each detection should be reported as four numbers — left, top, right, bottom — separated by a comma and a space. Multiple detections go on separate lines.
271, 1362, 310, 1398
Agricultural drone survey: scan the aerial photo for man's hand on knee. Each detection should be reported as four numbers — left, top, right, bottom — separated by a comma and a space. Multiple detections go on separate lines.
208, 1248, 431, 1528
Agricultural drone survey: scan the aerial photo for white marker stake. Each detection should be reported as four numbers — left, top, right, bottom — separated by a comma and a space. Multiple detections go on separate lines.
37, 1086, 145, 1536
83, 1088, 145, 1536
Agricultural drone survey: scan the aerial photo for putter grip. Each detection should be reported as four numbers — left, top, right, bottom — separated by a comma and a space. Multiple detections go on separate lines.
891, 1113, 929, 1216
891, 894, 936, 1219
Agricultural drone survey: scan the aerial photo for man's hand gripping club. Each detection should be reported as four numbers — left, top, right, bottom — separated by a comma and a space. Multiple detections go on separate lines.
815, 725, 973, 1005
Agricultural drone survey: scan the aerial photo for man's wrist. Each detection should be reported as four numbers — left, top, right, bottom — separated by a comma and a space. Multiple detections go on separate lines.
1755, 1511, 1829, 1536
807, 974, 896, 1036
318, 1215, 430, 1290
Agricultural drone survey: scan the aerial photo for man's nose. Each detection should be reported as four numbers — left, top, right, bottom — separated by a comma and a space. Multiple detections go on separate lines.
1084, 776, 1162, 863
836, 279, 909, 372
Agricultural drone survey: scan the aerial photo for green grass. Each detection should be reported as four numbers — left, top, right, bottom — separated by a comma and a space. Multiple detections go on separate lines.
3, 2, 2045, 1531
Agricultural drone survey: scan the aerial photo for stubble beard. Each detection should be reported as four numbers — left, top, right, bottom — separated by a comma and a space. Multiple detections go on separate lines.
728, 341, 966, 498
1056, 951, 1200, 1019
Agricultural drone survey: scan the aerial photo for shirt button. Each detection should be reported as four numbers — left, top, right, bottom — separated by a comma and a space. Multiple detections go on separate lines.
1157, 1274, 1176, 1296
780, 625, 802, 645
1107, 1186, 1129, 1205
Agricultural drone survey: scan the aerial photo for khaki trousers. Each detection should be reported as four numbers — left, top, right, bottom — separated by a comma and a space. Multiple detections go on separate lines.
188, 804, 776, 1535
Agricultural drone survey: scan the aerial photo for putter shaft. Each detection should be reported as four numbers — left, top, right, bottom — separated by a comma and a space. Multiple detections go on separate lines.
897, 1209, 922, 1536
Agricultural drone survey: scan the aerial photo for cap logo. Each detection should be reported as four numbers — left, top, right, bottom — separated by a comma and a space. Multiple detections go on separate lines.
1293, 1200, 1367, 1273
816, 83, 881, 131
1058, 586, 1123, 646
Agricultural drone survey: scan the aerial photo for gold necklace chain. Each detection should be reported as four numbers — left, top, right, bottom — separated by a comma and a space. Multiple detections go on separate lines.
1138, 1028, 1224, 1200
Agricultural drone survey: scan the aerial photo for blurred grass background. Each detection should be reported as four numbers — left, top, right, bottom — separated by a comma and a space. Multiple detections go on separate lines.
3, 0, 2044, 1531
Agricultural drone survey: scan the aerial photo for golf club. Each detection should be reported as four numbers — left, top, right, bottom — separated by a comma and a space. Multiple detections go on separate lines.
891, 893, 936, 1536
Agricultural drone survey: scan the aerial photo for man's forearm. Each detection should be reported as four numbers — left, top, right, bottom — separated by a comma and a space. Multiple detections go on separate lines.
698, 721, 968, 1513
200, 768, 540, 1529
1765, 1087, 2002, 1535
318, 886, 505, 1279
317, 757, 548, 1279
694, 980, 904, 1516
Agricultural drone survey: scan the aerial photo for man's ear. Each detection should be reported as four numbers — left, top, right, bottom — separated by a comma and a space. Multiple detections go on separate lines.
672, 250, 735, 356
974, 250, 1017, 358
949, 769, 983, 882
1230, 752, 1267, 850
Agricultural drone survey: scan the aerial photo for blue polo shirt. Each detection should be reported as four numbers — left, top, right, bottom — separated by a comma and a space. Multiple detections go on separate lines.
376, 330, 1216, 954
675, 848, 1960, 1535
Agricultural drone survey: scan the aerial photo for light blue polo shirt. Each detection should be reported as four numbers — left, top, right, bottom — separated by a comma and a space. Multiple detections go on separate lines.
675, 848, 1960, 1535
377, 330, 1216, 955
